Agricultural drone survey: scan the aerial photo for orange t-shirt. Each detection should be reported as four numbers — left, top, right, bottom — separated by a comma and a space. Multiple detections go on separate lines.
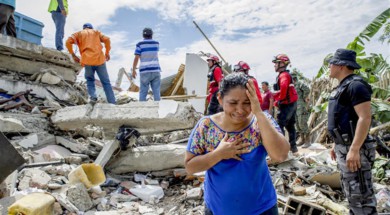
66, 29, 111, 66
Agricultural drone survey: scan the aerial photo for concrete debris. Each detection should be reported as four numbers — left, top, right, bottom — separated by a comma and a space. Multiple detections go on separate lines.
0, 42, 387, 215
0, 112, 48, 133
56, 136, 97, 156
66, 183, 94, 212
51, 101, 198, 137
0, 78, 82, 102
185, 187, 202, 200
292, 186, 306, 196
130, 185, 164, 203
0, 34, 81, 82
18, 168, 51, 190
34, 145, 72, 161
107, 144, 186, 173
95, 140, 120, 168
13, 132, 55, 149
76, 125, 105, 139
0, 115, 25, 132
30, 68, 62, 85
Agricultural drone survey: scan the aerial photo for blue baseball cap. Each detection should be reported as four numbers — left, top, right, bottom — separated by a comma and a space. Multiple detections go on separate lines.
83, 23, 93, 29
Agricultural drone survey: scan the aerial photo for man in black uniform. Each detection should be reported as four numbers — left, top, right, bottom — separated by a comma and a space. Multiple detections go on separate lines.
328, 49, 377, 215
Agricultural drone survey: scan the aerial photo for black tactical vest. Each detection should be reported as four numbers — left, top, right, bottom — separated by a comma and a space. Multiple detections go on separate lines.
207, 65, 220, 82
328, 75, 372, 141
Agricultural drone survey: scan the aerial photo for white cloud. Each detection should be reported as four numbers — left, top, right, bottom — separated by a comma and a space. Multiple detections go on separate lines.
16, 0, 389, 89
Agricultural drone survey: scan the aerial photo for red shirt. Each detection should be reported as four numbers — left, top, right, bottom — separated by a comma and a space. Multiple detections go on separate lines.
274, 71, 298, 106
261, 90, 273, 111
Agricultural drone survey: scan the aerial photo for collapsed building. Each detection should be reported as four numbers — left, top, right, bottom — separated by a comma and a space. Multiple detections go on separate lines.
0, 34, 389, 215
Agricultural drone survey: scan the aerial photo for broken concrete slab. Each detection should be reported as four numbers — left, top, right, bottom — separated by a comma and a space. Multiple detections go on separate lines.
0, 34, 81, 82
0, 55, 77, 82
51, 101, 198, 137
18, 168, 51, 190
0, 113, 49, 133
13, 132, 55, 149
56, 136, 92, 155
107, 144, 186, 174
34, 145, 73, 161
95, 140, 119, 168
0, 79, 79, 101
0, 115, 25, 132
66, 183, 93, 212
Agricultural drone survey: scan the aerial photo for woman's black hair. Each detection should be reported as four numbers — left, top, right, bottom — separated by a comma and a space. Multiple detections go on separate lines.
219, 73, 249, 98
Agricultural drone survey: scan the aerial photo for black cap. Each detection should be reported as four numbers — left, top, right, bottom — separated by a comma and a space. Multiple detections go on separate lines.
143, 28, 153, 37
327, 49, 361, 69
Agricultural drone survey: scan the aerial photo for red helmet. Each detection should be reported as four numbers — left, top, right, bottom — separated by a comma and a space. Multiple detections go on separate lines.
272, 54, 290, 65
207, 55, 220, 63
234, 61, 250, 72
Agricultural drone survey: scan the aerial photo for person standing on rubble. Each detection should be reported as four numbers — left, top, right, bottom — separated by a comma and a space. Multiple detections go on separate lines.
185, 73, 289, 215
0, 0, 16, 37
132, 28, 162, 101
48, 0, 68, 51
272, 54, 299, 156
206, 55, 223, 115
328, 48, 377, 215
260, 81, 274, 114
291, 72, 311, 148
66, 23, 116, 104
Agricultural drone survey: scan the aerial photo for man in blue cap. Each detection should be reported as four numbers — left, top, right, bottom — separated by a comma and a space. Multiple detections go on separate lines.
0, 0, 16, 37
327, 48, 377, 214
66, 23, 116, 104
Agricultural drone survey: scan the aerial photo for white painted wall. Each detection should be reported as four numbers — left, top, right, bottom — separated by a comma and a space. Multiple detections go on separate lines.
183, 53, 209, 113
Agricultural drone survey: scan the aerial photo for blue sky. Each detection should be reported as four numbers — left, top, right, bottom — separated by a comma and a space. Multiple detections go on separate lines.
17, 0, 388, 90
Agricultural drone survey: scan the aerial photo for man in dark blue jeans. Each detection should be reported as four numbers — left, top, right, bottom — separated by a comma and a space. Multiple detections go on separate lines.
48, 0, 68, 51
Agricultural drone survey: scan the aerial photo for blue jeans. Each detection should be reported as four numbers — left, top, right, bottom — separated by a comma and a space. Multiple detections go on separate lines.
139, 72, 161, 101
277, 102, 297, 152
51, 11, 66, 51
84, 63, 116, 104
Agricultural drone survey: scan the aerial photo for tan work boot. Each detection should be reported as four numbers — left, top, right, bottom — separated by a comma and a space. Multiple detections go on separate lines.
302, 134, 311, 148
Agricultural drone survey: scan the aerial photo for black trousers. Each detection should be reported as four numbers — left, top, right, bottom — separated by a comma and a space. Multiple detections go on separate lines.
207, 91, 222, 115
277, 102, 297, 151
0, 4, 16, 37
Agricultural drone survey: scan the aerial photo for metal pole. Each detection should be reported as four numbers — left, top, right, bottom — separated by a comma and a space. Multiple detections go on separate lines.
193, 20, 227, 65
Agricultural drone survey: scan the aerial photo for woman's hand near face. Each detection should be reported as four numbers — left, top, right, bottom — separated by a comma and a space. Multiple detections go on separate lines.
246, 79, 262, 114
215, 133, 251, 161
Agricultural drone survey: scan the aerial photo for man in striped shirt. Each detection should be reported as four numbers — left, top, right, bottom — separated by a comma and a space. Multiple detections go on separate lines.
132, 28, 162, 101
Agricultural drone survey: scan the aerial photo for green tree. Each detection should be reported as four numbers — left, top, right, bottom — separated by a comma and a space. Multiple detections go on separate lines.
315, 8, 390, 123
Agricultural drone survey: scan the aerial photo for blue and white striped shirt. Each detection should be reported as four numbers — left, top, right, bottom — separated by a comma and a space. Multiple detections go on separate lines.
134, 39, 161, 73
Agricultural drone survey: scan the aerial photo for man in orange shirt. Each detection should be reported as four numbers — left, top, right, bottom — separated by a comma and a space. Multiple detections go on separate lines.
66, 23, 116, 104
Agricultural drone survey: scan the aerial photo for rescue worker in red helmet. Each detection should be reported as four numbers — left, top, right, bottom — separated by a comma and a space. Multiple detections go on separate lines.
272, 54, 299, 155
233, 61, 262, 104
206, 54, 224, 115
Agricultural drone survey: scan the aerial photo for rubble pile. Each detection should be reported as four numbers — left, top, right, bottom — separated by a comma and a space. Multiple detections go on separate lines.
0, 35, 389, 214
